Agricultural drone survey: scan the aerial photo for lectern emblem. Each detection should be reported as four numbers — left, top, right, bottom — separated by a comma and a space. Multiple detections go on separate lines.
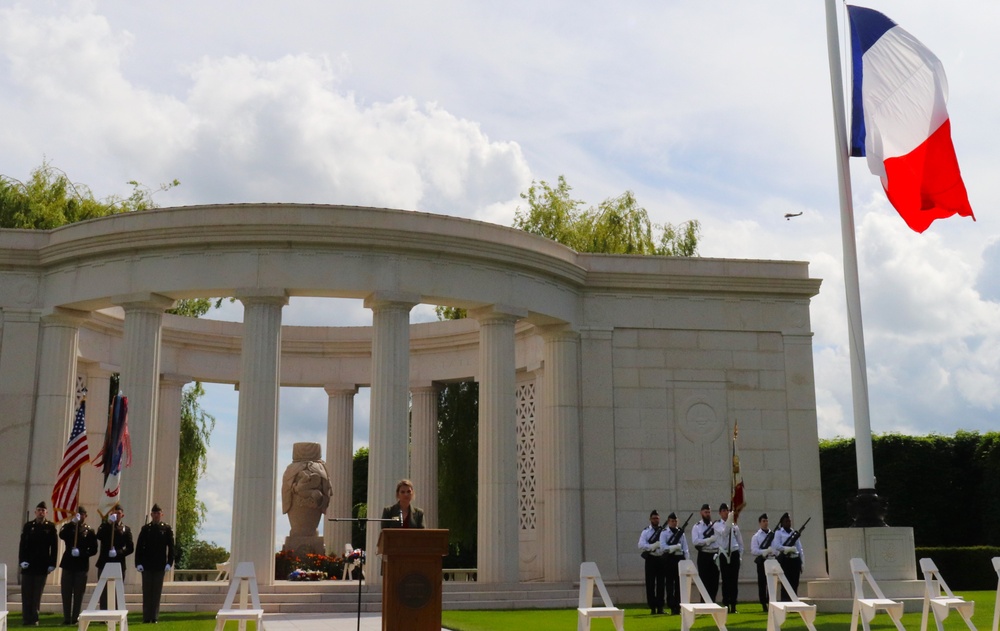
398, 572, 433, 609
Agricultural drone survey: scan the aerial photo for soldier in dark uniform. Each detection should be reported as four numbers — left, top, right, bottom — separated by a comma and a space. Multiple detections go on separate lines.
59, 505, 98, 625
19, 500, 58, 626
96, 503, 134, 609
135, 503, 175, 623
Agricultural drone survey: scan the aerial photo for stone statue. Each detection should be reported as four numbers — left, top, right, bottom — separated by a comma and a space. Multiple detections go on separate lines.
281, 442, 332, 554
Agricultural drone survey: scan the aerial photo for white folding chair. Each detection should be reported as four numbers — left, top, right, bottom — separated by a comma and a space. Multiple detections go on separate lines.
0, 563, 8, 631
850, 557, 905, 631
679, 559, 727, 631
215, 561, 264, 631
342, 544, 364, 582
77, 563, 128, 631
764, 559, 817, 631
991, 557, 1000, 631
919, 558, 975, 631
576, 562, 624, 631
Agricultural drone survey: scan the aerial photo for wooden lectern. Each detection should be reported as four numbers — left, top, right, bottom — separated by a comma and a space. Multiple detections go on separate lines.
377, 528, 449, 631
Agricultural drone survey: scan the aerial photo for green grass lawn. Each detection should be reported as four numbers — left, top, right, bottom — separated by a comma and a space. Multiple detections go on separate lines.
441, 591, 999, 631
5, 612, 240, 629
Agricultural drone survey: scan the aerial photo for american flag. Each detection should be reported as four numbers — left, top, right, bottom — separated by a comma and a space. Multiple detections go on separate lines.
94, 393, 130, 518
52, 400, 90, 522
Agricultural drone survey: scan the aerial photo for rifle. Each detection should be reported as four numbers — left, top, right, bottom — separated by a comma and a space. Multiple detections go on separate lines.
777, 517, 811, 559
666, 513, 693, 546
754, 529, 776, 564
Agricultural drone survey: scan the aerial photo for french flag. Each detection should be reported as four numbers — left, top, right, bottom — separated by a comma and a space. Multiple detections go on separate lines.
848, 5, 974, 233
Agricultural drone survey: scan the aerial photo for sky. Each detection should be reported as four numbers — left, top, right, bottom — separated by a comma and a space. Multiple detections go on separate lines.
2, 0, 999, 550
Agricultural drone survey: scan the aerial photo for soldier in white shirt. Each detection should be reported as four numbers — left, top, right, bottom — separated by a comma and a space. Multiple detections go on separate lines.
716, 503, 743, 614
750, 513, 775, 612
690, 503, 720, 602
658, 512, 690, 615
770, 512, 804, 599
637, 509, 666, 615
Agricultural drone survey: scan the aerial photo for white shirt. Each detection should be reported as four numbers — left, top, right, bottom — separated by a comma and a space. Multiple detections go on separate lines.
715, 520, 743, 555
691, 518, 719, 552
751, 528, 775, 559
771, 526, 804, 561
658, 526, 690, 559
638, 524, 664, 555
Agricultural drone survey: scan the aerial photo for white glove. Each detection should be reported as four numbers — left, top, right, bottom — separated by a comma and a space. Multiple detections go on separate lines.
165, 564, 171, 571
20, 561, 29, 569
137, 564, 144, 572
648, 541, 661, 551
109, 514, 118, 523
71, 548, 80, 557
704, 534, 717, 545
782, 546, 797, 554
668, 544, 682, 553
109, 549, 117, 558
72, 514, 81, 523
48, 566, 55, 573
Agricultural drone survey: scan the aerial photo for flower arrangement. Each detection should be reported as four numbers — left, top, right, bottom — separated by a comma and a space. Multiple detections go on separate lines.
288, 569, 327, 581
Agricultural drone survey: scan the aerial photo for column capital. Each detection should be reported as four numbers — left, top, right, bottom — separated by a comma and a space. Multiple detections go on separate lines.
235, 288, 289, 306
160, 373, 193, 388
409, 381, 439, 394
324, 384, 358, 397
112, 292, 176, 312
363, 291, 420, 311
40, 306, 90, 326
0, 308, 42, 323
469, 304, 527, 323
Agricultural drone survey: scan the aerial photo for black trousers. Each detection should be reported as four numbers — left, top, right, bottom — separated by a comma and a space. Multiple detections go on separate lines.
755, 557, 769, 608
643, 556, 665, 611
697, 550, 720, 602
141, 570, 166, 622
21, 573, 48, 624
663, 554, 682, 614
719, 550, 741, 608
61, 569, 88, 622
778, 555, 802, 600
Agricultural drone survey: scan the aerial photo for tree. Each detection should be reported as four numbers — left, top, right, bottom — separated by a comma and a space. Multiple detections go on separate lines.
175, 382, 216, 566
513, 175, 701, 256
352, 447, 369, 548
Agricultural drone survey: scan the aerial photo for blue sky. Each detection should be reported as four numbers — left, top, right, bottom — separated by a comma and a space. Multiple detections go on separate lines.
3, 1, 999, 549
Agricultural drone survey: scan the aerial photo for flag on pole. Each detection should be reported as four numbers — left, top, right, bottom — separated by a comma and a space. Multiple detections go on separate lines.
730, 421, 746, 517
848, 5, 974, 233
51, 399, 90, 522
93, 392, 131, 518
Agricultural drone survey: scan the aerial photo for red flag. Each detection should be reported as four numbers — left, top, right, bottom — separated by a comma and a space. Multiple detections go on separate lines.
731, 422, 746, 517
52, 400, 90, 522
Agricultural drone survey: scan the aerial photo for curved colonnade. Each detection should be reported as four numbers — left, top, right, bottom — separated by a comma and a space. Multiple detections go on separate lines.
0, 204, 826, 586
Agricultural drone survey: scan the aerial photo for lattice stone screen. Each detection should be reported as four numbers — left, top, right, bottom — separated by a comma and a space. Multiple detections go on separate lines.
516, 381, 537, 531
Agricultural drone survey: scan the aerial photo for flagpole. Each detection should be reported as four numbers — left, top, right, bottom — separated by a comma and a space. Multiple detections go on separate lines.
824, 0, 886, 527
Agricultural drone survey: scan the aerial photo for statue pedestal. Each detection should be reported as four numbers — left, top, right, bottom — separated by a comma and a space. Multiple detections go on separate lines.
805, 527, 922, 612
283, 535, 325, 556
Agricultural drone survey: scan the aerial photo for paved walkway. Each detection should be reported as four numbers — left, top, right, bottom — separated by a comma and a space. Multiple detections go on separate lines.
264, 612, 448, 630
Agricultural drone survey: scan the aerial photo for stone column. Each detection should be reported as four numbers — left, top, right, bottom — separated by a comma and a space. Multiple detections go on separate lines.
155, 374, 190, 529
324, 384, 357, 555
115, 293, 174, 567
363, 292, 416, 584
29, 309, 87, 512
471, 305, 525, 584
539, 326, 582, 581
230, 290, 287, 586
410, 383, 439, 529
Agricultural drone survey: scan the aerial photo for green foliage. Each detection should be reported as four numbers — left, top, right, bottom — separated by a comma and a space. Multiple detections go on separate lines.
0, 161, 178, 229
352, 447, 368, 548
512, 175, 700, 256
175, 383, 215, 566
819, 432, 1000, 546
915, 547, 1000, 590
438, 380, 479, 562
181, 539, 229, 570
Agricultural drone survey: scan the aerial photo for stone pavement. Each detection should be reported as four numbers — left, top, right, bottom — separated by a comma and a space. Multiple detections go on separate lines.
263, 612, 448, 630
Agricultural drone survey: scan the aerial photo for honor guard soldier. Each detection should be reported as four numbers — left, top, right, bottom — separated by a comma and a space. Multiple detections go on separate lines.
691, 503, 720, 602
96, 503, 135, 609
135, 503, 175, 623
771, 512, 805, 599
638, 509, 666, 614
19, 500, 58, 626
750, 513, 775, 612
716, 503, 743, 614
659, 512, 690, 615
59, 505, 98, 625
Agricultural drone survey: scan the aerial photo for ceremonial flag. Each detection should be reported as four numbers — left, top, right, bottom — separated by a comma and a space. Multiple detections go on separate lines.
848, 5, 974, 233
51, 399, 90, 522
730, 421, 746, 517
93, 393, 131, 518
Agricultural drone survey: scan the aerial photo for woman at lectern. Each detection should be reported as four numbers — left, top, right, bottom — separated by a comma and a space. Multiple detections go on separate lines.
381, 478, 425, 528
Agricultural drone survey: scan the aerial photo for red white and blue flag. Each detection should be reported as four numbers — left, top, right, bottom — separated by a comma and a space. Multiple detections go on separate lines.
848, 5, 974, 233
51, 400, 90, 522
93, 393, 131, 518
